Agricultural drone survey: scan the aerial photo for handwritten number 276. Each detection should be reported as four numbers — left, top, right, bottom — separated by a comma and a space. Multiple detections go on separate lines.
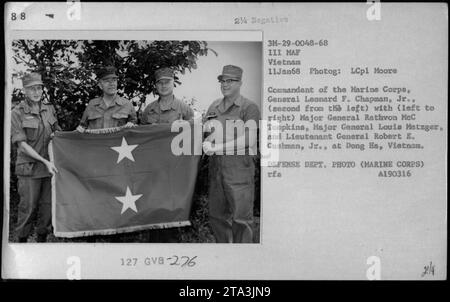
169, 255, 197, 267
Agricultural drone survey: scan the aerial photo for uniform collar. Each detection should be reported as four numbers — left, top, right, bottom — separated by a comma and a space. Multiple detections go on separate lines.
19, 99, 47, 114
216, 95, 242, 113
93, 94, 126, 108
157, 95, 178, 111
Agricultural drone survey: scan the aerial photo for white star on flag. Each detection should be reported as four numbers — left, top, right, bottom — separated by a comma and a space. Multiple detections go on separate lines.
114, 186, 143, 214
111, 137, 138, 163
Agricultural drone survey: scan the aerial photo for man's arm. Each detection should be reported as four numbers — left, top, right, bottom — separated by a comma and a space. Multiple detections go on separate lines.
50, 105, 62, 131
205, 127, 257, 154
18, 142, 58, 175
11, 110, 27, 144
122, 103, 138, 128
128, 103, 138, 124
76, 105, 90, 132
203, 102, 260, 155
79, 105, 90, 128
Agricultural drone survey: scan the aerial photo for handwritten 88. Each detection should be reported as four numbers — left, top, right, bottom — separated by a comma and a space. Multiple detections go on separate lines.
11, 12, 26, 20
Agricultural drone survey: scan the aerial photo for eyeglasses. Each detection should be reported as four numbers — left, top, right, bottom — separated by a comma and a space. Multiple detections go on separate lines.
101, 78, 118, 84
219, 79, 239, 85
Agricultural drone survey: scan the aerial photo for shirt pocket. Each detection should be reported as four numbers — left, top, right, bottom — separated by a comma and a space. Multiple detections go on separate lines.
22, 119, 40, 141
163, 110, 180, 124
145, 111, 159, 124
112, 112, 129, 127
87, 112, 103, 129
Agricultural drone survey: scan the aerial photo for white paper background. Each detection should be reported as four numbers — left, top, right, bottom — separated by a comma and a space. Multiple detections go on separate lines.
2, 2, 447, 280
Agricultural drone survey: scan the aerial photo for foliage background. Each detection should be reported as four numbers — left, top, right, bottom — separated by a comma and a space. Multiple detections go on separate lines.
11, 40, 216, 127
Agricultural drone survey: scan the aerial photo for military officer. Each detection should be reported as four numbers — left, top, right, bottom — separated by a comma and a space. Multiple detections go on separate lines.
11, 72, 60, 243
203, 65, 260, 243
77, 66, 137, 131
140, 67, 194, 243
140, 67, 194, 125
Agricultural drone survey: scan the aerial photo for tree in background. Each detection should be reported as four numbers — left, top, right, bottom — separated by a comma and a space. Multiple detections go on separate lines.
11, 40, 216, 129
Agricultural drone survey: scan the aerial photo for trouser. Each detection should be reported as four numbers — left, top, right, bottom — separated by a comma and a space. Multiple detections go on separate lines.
16, 177, 52, 238
208, 155, 255, 243
147, 228, 179, 243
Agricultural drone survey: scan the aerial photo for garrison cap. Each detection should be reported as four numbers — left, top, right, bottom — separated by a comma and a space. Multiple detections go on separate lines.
22, 72, 44, 88
96, 66, 118, 80
155, 67, 175, 82
217, 65, 243, 81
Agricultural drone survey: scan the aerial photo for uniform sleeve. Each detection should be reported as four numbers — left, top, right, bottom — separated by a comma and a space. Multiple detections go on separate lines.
127, 103, 138, 124
244, 103, 261, 128
79, 105, 90, 128
51, 105, 62, 131
203, 104, 215, 123
11, 110, 26, 144
55, 122, 63, 131
139, 106, 148, 125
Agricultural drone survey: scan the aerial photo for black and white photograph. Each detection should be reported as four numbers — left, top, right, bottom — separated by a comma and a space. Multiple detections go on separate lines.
7, 39, 262, 244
